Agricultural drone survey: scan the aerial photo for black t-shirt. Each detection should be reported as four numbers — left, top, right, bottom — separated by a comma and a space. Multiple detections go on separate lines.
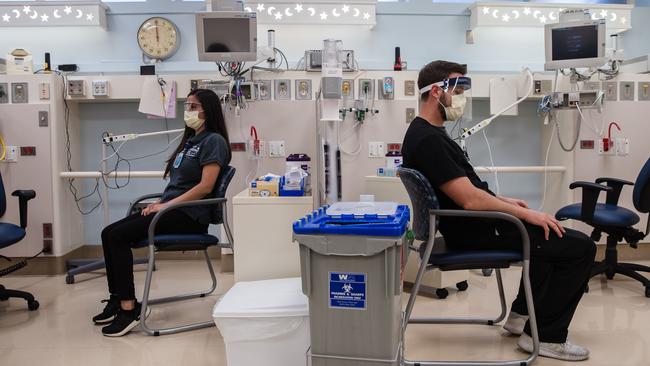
161, 131, 231, 224
401, 117, 495, 241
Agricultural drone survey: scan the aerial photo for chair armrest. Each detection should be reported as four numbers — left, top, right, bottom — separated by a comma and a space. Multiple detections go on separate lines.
569, 181, 612, 222
431, 209, 531, 261
11, 190, 36, 229
146, 198, 228, 248
594, 177, 634, 205
126, 193, 164, 217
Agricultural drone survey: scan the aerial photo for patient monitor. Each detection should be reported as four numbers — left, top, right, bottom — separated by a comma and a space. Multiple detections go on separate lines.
544, 13, 607, 70
195, 11, 258, 62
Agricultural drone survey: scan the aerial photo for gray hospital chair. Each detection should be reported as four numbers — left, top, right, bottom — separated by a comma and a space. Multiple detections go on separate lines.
398, 167, 539, 366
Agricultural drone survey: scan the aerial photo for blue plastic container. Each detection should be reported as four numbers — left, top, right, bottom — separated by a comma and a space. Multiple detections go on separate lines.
293, 205, 410, 237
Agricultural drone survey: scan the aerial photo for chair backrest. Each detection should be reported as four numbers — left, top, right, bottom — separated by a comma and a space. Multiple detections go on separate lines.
0, 171, 6, 218
210, 165, 236, 224
633, 157, 650, 213
397, 167, 440, 241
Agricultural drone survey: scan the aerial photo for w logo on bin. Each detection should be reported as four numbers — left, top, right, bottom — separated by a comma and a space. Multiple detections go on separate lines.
338, 274, 349, 281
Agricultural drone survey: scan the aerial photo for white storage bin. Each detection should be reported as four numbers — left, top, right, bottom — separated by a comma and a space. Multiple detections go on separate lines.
213, 277, 310, 366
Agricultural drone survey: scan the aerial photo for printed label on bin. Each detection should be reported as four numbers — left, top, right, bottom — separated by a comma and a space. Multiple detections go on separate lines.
329, 272, 366, 310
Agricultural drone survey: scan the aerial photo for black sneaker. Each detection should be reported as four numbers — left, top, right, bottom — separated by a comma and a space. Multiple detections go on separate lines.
92, 296, 120, 324
101, 303, 150, 337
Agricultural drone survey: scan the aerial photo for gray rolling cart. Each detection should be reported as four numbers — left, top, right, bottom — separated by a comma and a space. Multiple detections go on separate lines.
293, 203, 410, 366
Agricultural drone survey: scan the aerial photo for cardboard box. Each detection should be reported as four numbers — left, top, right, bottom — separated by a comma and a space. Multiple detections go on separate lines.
250, 179, 280, 197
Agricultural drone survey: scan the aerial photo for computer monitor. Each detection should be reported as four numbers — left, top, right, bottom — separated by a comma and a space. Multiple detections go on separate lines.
544, 20, 607, 71
196, 12, 258, 62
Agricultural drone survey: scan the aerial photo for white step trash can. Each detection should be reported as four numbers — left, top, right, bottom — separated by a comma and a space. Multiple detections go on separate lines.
212, 277, 310, 366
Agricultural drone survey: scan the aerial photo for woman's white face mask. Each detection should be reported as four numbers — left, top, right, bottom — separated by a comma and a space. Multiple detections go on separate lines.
184, 111, 205, 130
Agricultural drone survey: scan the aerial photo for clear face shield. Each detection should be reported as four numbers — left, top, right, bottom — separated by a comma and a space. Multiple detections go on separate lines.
419, 76, 473, 127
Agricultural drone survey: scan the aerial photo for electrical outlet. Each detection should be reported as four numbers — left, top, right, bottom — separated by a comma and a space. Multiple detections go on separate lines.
404, 80, 416, 96
11, 83, 28, 103
615, 137, 630, 156
39, 83, 50, 100
603, 81, 617, 101
406, 108, 416, 123
3, 146, 18, 162
268, 141, 286, 157
368, 142, 385, 158
359, 79, 374, 100
92, 80, 110, 97
342, 79, 354, 99
68, 80, 85, 97
274, 80, 291, 100
0, 83, 7, 103
619, 81, 635, 101
639, 82, 650, 101
295, 79, 312, 100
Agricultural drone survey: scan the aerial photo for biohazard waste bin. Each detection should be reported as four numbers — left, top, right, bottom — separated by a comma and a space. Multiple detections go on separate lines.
293, 202, 410, 366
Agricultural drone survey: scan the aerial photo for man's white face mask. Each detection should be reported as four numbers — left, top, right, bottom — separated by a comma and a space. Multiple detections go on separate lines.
419, 76, 472, 122
442, 93, 467, 122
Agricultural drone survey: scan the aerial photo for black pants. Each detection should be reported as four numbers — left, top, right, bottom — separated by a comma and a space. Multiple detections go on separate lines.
444, 220, 596, 343
101, 210, 208, 301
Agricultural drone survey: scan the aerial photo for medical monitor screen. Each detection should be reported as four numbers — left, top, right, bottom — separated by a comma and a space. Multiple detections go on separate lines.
202, 18, 251, 53
551, 25, 599, 61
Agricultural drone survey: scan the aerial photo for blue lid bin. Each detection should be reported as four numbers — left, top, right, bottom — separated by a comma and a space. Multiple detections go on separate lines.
292, 204, 410, 366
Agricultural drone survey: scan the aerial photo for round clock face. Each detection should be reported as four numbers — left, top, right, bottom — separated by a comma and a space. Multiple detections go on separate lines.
137, 17, 180, 61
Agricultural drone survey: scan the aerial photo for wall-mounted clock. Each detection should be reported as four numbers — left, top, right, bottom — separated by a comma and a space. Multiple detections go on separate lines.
137, 17, 180, 61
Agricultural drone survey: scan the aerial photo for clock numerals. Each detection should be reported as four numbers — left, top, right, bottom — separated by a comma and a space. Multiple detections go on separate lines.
138, 17, 179, 60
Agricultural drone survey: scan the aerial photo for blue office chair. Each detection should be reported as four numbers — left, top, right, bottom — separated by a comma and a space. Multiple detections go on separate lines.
137, 165, 235, 336
556, 157, 650, 298
0, 171, 39, 311
398, 167, 539, 366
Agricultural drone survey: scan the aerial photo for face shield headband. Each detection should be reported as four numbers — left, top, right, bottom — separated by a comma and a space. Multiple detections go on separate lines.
418, 76, 472, 95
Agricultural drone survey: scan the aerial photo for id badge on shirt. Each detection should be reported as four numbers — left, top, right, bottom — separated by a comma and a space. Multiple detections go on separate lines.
173, 142, 193, 169
173, 151, 184, 168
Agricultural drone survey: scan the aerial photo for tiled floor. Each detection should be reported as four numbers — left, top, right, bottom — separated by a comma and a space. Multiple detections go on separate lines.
1, 260, 649, 366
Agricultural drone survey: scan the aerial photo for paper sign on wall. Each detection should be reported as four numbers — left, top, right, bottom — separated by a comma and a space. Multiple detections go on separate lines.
138, 77, 177, 119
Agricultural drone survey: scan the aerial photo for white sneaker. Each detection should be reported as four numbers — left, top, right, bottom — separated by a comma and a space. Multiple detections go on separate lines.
518, 333, 590, 361
503, 311, 528, 335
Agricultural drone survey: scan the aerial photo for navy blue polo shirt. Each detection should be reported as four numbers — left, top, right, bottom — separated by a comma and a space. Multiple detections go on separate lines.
161, 131, 231, 224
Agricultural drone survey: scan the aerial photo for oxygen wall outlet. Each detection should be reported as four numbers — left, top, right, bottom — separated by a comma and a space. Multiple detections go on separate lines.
615, 137, 630, 156
368, 142, 385, 158
3, 146, 18, 162
268, 141, 286, 157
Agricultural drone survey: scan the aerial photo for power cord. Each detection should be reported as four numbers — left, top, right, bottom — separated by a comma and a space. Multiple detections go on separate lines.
482, 129, 500, 195
0, 250, 44, 277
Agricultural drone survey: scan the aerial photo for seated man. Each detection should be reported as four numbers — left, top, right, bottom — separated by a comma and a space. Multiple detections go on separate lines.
401, 60, 596, 362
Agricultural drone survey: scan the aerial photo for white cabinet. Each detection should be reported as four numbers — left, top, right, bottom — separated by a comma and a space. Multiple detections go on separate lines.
232, 189, 313, 282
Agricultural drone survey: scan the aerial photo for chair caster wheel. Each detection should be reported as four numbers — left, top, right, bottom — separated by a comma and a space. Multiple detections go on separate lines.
646, 288, 650, 298
0, 295, 9, 301
606, 270, 615, 280
456, 281, 469, 291
28, 300, 39, 311
435, 288, 449, 299
482, 269, 493, 277
65, 275, 75, 284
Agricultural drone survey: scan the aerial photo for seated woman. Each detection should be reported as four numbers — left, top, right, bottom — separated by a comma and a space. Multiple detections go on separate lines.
93, 89, 231, 337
